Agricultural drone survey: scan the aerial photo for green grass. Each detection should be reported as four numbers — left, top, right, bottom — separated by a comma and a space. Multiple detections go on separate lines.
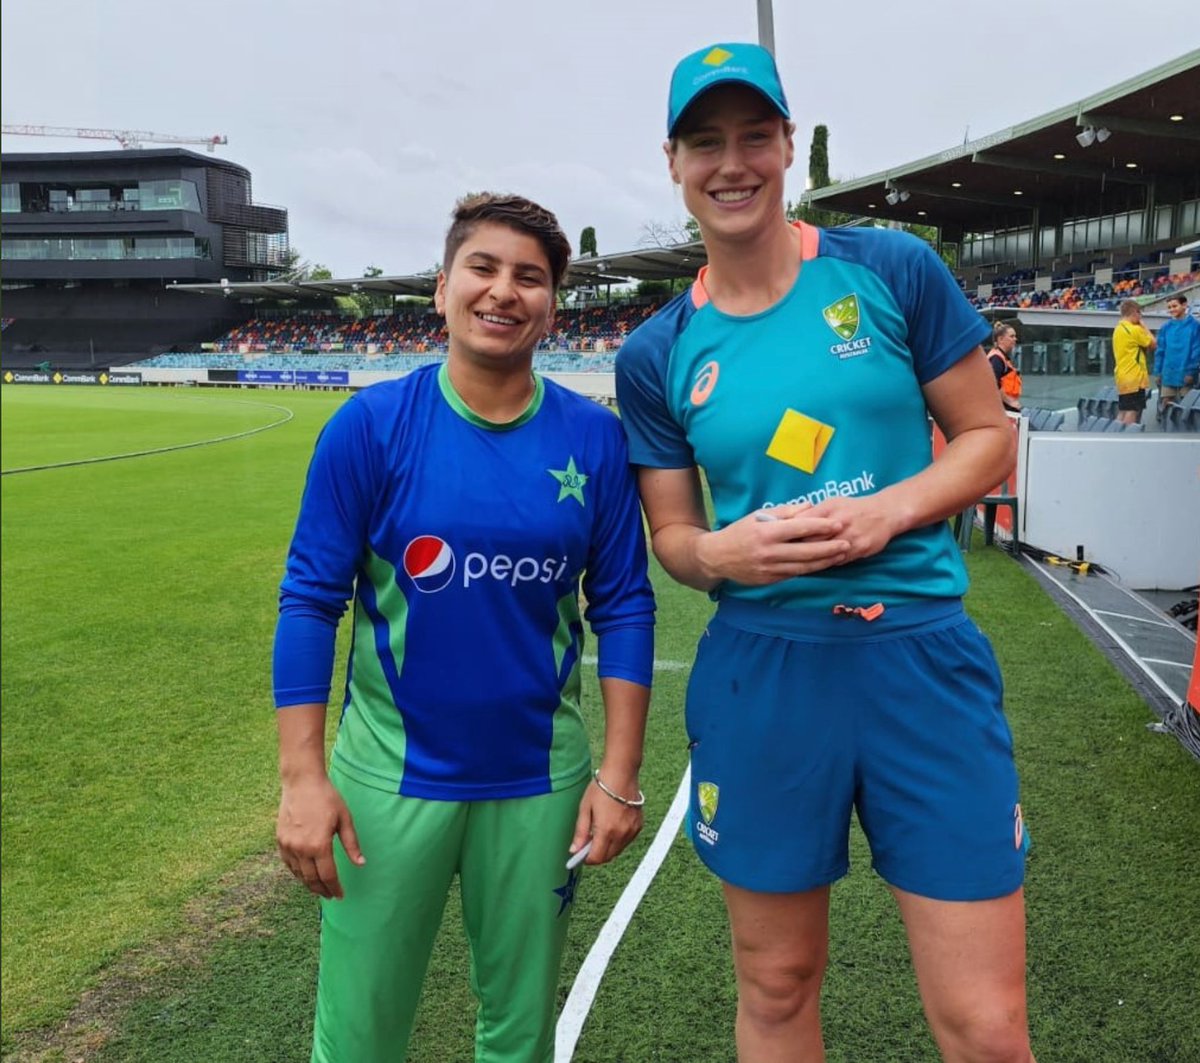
1, 387, 345, 1042
2, 384, 1198, 1062
0, 387, 289, 470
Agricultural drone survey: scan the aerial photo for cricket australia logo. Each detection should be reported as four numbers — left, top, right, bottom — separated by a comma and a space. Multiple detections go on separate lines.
823, 293, 873, 359
696, 781, 720, 846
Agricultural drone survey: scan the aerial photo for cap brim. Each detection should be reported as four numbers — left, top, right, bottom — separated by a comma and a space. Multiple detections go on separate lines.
669, 80, 788, 136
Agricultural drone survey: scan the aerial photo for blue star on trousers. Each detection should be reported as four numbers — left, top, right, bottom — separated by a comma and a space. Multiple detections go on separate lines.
554, 868, 581, 916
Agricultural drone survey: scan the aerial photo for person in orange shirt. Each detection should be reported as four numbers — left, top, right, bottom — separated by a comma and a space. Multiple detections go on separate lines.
988, 321, 1022, 414
1111, 299, 1156, 425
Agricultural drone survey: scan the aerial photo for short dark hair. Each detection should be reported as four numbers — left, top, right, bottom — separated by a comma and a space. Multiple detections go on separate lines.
443, 193, 571, 291
1167, 294, 1188, 306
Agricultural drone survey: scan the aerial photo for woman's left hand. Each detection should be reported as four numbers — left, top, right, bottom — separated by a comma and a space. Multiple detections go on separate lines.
805, 493, 905, 565
569, 770, 644, 866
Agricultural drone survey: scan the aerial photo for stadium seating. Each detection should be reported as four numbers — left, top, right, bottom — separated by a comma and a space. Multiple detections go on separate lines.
1023, 406, 1065, 432
962, 260, 1199, 313
1164, 389, 1200, 433
204, 301, 668, 358
1076, 415, 1144, 433
1078, 387, 1118, 421
953, 494, 1020, 556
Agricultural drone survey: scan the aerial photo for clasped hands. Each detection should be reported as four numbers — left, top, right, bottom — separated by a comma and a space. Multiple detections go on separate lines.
700, 496, 902, 586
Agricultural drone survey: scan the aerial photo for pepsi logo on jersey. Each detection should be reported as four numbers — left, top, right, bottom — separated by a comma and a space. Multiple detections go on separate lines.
403, 535, 571, 592
403, 535, 457, 593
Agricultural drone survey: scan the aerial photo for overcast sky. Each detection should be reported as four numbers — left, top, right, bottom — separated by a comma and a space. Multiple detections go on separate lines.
2, 1, 1195, 277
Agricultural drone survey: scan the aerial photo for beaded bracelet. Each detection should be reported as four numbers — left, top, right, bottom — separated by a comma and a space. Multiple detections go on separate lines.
592, 769, 646, 808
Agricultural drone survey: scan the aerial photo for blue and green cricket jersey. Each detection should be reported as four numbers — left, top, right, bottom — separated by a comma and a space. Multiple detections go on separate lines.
616, 221, 992, 610
274, 363, 655, 800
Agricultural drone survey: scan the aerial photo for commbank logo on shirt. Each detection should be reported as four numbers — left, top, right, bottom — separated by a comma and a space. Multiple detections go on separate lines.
766, 409, 835, 474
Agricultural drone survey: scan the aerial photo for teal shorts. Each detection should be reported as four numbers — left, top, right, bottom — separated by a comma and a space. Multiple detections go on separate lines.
312, 764, 588, 1063
685, 597, 1027, 901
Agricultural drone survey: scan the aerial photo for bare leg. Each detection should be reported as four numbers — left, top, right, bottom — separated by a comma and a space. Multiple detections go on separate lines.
723, 882, 831, 1063
893, 886, 1035, 1063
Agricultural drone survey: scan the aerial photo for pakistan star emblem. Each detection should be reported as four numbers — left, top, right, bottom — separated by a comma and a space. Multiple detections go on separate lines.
698, 781, 719, 825
822, 293, 861, 341
548, 456, 588, 506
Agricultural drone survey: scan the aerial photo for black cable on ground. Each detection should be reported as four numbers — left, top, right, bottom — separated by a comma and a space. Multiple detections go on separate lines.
1018, 541, 1108, 577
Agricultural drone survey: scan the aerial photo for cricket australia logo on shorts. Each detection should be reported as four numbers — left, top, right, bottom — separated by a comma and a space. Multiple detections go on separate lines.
696, 781, 720, 846
823, 293, 873, 359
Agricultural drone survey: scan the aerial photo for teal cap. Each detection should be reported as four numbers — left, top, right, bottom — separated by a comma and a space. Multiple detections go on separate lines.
667, 43, 790, 137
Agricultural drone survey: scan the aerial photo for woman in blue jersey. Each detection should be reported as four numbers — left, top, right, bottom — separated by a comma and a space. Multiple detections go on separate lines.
616, 44, 1035, 1063
274, 193, 655, 1063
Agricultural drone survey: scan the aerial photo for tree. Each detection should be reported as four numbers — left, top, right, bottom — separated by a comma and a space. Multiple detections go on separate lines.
579, 226, 597, 257
788, 124, 858, 230
637, 219, 697, 248
808, 124, 830, 193
343, 265, 394, 317
280, 246, 323, 282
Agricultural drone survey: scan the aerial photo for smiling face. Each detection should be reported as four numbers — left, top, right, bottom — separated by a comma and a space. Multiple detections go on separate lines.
1166, 298, 1186, 320
666, 83, 794, 244
434, 221, 556, 370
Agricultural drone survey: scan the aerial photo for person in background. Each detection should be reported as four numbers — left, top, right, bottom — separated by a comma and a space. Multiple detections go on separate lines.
1111, 299, 1156, 425
274, 193, 655, 1063
1153, 293, 1200, 420
988, 320, 1023, 414
616, 41, 1034, 1063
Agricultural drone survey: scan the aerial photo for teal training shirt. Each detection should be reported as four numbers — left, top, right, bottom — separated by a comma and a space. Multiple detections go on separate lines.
616, 222, 992, 610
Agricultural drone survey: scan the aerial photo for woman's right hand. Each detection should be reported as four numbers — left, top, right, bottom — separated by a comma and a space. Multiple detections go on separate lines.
276, 774, 364, 899
696, 505, 850, 586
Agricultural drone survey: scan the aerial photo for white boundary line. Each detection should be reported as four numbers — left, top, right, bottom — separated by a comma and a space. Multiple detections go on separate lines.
1027, 562, 1187, 704
555, 765, 692, 1062
581, 655, 690, 672
1143, 657, 1194, 671
1, 397, 294, 474
1092, 609, 1173, 628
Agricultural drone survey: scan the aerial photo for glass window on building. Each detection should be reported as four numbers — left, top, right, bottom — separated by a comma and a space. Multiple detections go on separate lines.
1180, 200, 1198, 235
2, 183, 20, 214
76, 188, 112, 213
0, 235, 209, 261
137, 180, 201, 213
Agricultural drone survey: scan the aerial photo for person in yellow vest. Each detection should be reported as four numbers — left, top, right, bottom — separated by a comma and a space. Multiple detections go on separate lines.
987, 322, 1022, 414
1111, 299, 1156, 425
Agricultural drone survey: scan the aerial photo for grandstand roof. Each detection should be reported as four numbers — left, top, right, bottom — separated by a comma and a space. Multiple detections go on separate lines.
563, 241, 708, 284
167, 274, 439, 300
802, 51, 1200, 232
169, 244, 711, 301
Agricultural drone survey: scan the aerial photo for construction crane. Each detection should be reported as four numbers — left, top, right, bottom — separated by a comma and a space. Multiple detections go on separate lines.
0, 125, 228, 151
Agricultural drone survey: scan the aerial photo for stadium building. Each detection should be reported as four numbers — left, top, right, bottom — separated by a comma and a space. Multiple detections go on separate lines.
0, 148, 287, 365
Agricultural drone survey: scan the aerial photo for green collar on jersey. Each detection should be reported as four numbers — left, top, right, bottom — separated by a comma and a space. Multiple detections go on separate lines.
437, 361, 544, 431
